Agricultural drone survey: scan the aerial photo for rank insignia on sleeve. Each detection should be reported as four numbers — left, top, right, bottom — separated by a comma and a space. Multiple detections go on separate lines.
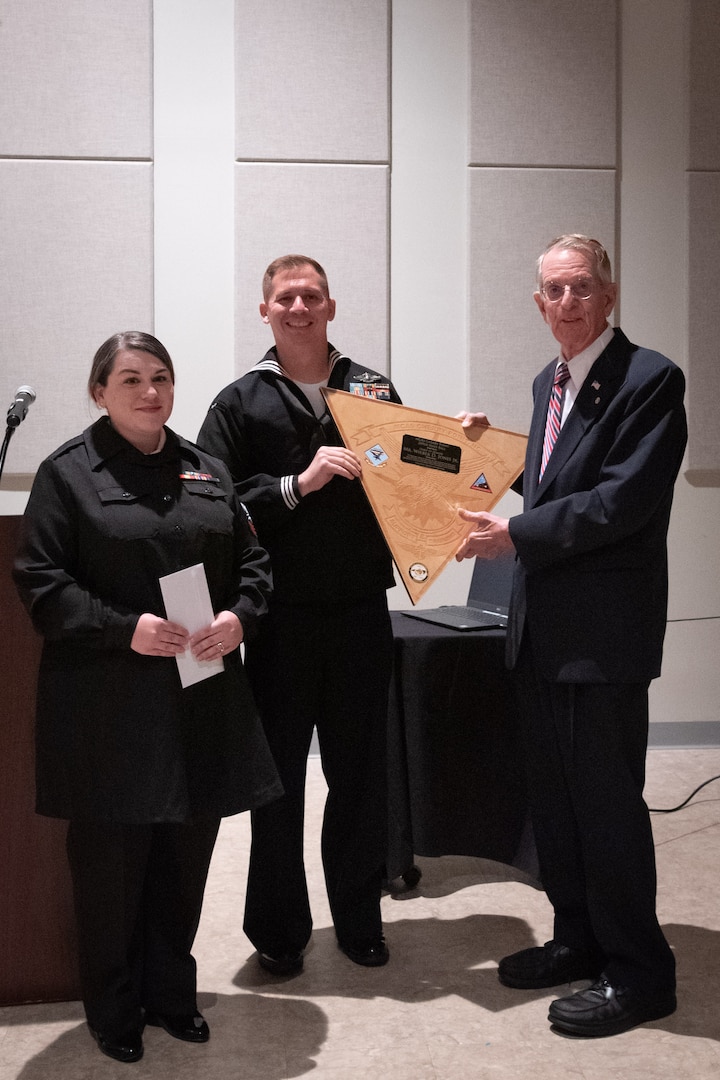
241, 501, 257, 537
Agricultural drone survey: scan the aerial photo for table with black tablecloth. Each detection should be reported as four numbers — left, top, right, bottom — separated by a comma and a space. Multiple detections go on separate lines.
387, 611, 537, 883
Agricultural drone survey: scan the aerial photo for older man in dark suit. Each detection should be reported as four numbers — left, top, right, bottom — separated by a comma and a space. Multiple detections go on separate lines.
457, 234, 687, 1038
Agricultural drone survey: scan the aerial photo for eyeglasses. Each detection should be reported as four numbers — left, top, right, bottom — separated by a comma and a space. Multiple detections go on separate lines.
541, 279, 597, 302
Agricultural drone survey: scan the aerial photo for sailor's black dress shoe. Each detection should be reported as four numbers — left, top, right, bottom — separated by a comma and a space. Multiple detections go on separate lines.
144, 1011, 210, 1042
89, 1025, 144, 1063
338, 937, 390, 967
257, 950, 304, 976
498, 940, 600, 989
548, 977, 677, 1038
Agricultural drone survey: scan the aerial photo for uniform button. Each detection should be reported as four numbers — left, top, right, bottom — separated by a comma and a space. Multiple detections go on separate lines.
163, 494, 172, 502
122, 492, 132, 499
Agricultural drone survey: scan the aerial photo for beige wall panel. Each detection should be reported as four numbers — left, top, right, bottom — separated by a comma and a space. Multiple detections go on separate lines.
686, 172, 720, 480
235, 163, 389, 376
468, 168, 616, 433
650, 618, 720, 726
0, 0, 152, 159
235, 0, 389, 162
0, 162, 153, 475
665, 481, 720, 621
688, 0, 720, 170
469, 0, 617, 167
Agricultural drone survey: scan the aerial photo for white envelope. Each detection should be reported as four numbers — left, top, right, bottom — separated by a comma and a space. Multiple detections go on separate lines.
159, 562, 224, 688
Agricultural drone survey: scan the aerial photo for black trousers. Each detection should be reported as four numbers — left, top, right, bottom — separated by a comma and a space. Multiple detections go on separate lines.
66, 816, 220, 1036
243, 596, 393, 956
514, 638, 675, 994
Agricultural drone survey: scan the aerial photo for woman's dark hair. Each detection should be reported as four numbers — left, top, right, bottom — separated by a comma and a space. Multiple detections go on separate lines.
88, 332, 175, 401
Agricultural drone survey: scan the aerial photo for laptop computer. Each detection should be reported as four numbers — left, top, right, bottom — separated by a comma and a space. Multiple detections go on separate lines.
400, 553, 514, 631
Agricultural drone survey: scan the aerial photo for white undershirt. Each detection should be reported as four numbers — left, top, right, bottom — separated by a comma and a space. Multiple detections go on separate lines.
293, 378, 328, 418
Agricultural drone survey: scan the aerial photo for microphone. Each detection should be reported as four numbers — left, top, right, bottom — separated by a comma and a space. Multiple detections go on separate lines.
6, 385, 36, 428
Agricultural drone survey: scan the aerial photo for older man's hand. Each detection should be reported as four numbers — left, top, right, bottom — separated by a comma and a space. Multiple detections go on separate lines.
455, 411, 490, 431
456, 507, 515, 560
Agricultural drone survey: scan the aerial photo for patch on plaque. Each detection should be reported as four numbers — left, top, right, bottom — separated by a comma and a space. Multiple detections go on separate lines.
470, 472, 491, 492
365, 444, 389, 467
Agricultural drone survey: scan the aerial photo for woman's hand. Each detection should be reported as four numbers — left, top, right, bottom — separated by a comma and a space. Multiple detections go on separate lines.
131, 613, 189, 656
189, 610, 244, 661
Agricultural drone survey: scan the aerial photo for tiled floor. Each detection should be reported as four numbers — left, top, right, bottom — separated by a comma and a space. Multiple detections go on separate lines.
2, 747, 719, 1079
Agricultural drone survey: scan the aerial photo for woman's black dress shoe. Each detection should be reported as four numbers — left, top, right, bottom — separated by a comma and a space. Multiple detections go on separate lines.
144, 1011, 210, 1042
89, 1025, 144, 1063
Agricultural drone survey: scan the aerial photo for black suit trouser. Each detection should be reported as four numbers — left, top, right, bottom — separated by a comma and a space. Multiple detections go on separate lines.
514, 641, 675, 995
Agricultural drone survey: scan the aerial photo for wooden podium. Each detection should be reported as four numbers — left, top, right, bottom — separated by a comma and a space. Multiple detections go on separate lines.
0, 516, 80, 1005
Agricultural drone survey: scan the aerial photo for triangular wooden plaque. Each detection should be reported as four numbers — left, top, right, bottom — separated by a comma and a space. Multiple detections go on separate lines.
324, 388, 527, 603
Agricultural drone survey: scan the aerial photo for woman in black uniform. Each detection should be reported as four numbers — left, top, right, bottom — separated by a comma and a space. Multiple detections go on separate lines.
14, 332, 281, 1064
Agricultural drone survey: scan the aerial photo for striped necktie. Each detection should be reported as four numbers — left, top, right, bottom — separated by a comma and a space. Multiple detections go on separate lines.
539, 361, 570, 480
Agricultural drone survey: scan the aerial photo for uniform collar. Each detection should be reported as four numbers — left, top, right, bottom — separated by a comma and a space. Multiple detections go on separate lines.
251, 343, 350, 378
84, 416, 194, 470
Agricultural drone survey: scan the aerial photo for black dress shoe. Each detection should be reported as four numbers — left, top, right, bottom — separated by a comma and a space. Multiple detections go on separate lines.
257, 950, 304, 976
498, 940, 600, 989
89, 1025, 144, 1063
338, 937, 390, 967
548, 978, 677, 1038
144, 1011, 210, 1042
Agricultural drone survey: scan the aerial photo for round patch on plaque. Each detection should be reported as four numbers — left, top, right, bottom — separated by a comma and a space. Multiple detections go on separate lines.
408, 562, 429, 583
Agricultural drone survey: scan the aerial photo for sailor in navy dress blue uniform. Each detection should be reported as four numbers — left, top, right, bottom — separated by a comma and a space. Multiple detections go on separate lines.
198, 255, 401, 974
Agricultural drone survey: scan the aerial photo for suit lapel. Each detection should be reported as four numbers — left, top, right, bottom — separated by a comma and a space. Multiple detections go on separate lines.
532, 330, 630, 502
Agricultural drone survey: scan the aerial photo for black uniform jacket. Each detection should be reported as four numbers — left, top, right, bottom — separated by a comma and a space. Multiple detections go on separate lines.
198, 346, 401, 606
507, 328, 688, 684
13, 417, 283, 823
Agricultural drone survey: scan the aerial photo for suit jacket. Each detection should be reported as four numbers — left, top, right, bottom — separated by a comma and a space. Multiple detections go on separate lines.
507, 328, 687, 683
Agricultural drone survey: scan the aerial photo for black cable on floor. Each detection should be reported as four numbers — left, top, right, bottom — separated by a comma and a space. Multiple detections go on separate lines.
648, 774, 720, 813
